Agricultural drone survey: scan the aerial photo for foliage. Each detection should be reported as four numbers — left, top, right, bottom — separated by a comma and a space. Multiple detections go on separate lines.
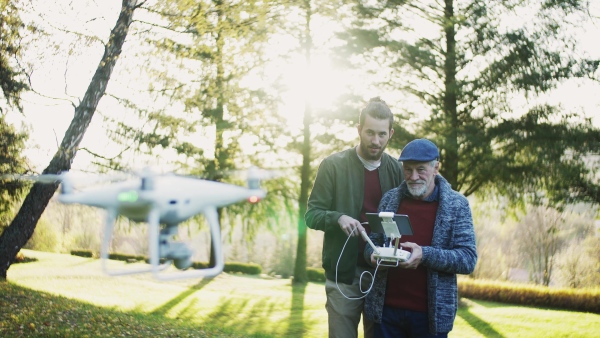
70, 250, 93, 258
513, 205, 567, 286
340, 0, 600, 205
191, 261, 262, 275
305, 267, 325, 283
0, 116, 29, 231
22, 218, 58, 253
556, 234, 600, 288
0, 0, 29, 113
470, 197, 598, 287
0, 0, 139, 280
108, 0, 285, 173
68, 221, 101, 254
224, 262, 261, 275
458, 278, 600, 314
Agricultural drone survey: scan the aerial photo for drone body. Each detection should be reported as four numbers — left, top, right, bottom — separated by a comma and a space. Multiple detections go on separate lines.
58, 174, 265, 225
6, 168, 269, 280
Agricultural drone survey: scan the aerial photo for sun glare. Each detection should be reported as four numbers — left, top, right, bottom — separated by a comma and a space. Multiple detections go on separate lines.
278, 53, 353, 128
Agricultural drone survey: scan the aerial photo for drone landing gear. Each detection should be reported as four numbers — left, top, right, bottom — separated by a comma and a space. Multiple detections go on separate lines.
100, 207, 225, 281
147, 206, 224, 281
101, 209, 170, 277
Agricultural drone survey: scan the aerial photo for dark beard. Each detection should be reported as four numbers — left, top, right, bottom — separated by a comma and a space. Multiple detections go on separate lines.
359, 143, 384, 161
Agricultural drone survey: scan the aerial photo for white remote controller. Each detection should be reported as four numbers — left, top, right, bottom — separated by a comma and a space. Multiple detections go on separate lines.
373, 246, 411, 262
360, 230, 411, 264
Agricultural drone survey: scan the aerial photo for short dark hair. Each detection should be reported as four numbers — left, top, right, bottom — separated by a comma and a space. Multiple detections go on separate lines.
359, 97, 393, 130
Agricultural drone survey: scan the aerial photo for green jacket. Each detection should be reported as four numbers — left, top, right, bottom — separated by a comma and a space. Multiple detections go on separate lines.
305, 147, 403, 284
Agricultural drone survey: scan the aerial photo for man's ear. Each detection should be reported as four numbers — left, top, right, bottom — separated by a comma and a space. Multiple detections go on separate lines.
389, 128, 395, 138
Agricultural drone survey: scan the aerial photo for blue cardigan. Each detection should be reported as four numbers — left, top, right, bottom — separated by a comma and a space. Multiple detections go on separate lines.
363, 175, 477, 334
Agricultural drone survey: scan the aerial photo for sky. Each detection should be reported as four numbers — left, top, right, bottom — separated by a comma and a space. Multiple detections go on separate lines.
8, 0, 600, 173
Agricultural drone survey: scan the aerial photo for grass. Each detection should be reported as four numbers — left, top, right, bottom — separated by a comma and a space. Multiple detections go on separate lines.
1, 250, 599, 337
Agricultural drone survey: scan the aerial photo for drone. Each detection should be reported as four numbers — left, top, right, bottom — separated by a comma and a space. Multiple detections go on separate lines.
5, 166, 273, 281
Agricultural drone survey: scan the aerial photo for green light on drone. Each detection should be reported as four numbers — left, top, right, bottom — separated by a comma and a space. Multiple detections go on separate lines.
118, 191, 139, 202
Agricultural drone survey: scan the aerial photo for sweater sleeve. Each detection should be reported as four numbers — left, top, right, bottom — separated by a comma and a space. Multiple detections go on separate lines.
421, 195, 477, 275
305, 159, 343, 232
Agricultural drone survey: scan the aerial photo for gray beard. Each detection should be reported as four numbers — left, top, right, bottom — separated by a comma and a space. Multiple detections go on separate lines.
407, 183, 427, 198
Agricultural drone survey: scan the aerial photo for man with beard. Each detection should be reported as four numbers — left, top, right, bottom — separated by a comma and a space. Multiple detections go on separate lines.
306, 97, 404, 338
363, 138, 477, 338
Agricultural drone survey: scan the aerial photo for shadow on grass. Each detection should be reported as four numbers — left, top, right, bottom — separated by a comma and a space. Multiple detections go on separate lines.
0, 281, 234, 337
168, 281, 320, 338
458, 306, 504, 338
191, 297, 277, 336
285, 282, 306, 337
150, 277, 214, 316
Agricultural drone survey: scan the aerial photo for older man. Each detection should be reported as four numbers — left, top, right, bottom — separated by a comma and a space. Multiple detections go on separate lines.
364, 138, 477, 338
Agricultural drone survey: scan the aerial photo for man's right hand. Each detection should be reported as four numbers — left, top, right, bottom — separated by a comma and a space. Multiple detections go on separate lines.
338, 215, 364, 237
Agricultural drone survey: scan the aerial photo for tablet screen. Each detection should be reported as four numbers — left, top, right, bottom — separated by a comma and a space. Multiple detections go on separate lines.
365, 213, 414, 236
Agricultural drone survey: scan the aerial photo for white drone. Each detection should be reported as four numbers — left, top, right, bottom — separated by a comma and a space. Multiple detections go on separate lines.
7, 166, 272, 281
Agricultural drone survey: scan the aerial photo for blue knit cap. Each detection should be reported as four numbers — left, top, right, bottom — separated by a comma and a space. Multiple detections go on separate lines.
399, 139, 439, 162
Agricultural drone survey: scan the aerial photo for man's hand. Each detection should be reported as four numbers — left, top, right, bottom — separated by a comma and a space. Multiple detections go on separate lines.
398, 242, 422, 269
338, 215, 364, 237
370, 252, 377, 266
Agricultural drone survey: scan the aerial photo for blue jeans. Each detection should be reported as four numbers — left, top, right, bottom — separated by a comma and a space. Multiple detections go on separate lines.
375, 306, 448, 338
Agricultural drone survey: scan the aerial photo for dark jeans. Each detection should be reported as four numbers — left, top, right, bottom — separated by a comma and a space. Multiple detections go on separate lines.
375, 305, 448, 338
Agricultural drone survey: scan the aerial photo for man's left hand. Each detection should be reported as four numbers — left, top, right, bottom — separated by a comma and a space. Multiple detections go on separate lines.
398, 242, 422, 269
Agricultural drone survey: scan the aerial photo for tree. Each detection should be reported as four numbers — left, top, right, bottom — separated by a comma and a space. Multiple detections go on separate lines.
102, 0, 289, 266
0, 0, 29, 114
514, 205, 567, 286
291, 0, 314, 285
0, 0, 140, 280
341, 0, 600, 205
0, 116, 29, 230
0, 0, 30, 231
283, 0, 400, 283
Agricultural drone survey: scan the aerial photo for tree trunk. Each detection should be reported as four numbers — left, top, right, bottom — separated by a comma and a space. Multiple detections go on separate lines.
0, 0, 138, 280
293, 0, 313, 284
443, 0, 459, 188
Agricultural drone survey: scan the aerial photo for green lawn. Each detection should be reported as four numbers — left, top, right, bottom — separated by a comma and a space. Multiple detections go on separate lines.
1, 250, 598, 337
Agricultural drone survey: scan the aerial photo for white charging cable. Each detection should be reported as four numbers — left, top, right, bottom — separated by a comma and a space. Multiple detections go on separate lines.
334, 226, 383, 300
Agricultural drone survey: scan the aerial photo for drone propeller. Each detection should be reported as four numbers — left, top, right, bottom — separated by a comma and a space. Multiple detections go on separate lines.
0, 171, 130, 194
130, 167, 160, 191
0, 172, 74, 193
222, 166, 284, 189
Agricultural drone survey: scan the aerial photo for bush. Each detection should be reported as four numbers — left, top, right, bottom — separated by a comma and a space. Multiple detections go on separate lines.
224, 262, 262, 275
24, 218, 58, 252
13, 251, 38, 264
190, 261, 261, 274
103, 255, 262, 275
306, 267, 326, 283
459, 278, 600, 313
70, 250, 93, 258
109, 253, 146, 262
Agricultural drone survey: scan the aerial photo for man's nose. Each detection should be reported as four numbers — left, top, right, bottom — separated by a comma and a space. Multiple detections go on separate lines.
408, 170, 419, 180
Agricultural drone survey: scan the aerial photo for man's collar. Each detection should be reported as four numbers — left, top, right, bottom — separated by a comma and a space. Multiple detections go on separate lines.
355, 147, 381, 171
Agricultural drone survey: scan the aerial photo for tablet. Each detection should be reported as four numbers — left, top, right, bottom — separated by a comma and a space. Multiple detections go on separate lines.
365, 213, 414, 237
